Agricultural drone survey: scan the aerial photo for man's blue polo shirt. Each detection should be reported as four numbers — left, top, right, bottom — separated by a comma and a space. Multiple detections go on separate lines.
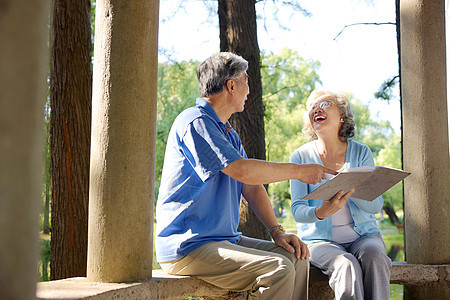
155, 98, 246, 263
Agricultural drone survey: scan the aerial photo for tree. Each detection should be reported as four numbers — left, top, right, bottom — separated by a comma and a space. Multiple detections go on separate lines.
218, 0, 270, 240
262, 48, 321, 210
49, 0, 92, 279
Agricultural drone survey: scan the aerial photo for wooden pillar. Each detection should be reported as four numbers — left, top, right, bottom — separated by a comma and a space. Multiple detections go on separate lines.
400, 0, 450, 298
87, 0, 159, 282
0, 0, 49, 299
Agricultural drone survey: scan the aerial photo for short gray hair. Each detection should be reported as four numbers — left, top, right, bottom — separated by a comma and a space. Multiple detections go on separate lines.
302, 90, 355, 141
197, 52, 248, 97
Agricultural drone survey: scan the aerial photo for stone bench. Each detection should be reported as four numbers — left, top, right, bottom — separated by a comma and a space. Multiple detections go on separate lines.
37, 262, 450, 300
37, 270, 245, 300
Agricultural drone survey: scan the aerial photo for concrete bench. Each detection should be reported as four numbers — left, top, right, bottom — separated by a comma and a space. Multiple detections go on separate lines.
37, 262, 450, 300
37, 270, 245, 300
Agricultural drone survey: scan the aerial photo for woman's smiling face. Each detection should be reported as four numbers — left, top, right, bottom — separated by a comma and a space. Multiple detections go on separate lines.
308, 95, 343, 136
303, 90, 355, 141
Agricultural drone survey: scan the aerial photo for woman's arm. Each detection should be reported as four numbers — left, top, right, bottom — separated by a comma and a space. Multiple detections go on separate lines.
289, 151, 322, 223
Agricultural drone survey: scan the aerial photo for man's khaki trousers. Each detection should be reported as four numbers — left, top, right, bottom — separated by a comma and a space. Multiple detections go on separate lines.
160, 236, 309, 299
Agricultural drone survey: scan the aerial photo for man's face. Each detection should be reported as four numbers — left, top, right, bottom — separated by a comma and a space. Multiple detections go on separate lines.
232, 72, 249, 113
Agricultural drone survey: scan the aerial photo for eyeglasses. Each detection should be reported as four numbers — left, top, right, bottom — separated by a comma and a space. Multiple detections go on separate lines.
310, 99, 333, 110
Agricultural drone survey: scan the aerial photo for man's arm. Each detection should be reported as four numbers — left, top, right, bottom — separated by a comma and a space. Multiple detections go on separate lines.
241, 183, 309, 260
222, 158, 337, 185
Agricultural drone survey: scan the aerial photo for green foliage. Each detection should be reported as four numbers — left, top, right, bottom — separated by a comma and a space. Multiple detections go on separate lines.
39, 79, 51, 244
262, 48, 321, 209
91, 1, 96, 57
39, 235, 51, 282
374, 75, 399, 101
155, 60, 201, 201
351, 98, 395, 157
389, 284, 404, 300
375, 134, 403, 210
261, 48, 321, 111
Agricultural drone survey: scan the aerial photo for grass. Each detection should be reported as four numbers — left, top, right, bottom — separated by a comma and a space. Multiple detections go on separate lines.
39, 233, 51, 281
389, 284, 404, 300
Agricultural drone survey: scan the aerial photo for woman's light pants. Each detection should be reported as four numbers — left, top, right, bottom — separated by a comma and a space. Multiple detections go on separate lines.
308, 234, 392, 300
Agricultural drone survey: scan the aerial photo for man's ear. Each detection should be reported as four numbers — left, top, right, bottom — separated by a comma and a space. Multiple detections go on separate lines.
226, 79, 235, 94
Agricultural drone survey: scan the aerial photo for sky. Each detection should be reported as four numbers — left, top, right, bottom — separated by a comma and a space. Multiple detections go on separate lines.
158, 0, 450, 137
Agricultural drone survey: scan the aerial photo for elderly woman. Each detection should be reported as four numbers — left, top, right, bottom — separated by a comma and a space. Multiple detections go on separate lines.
289, 90, 392, 300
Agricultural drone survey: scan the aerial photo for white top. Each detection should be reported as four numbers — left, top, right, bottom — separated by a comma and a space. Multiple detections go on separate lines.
331, 202, 360, 243
331, 166, 361, 244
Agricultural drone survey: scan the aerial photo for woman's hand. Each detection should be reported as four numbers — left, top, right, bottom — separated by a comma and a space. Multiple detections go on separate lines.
315, 188, 355, 219
272, 230, 310, 260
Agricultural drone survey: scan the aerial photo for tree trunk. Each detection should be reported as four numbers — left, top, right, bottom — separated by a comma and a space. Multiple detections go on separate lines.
49, 0, 92, 280
218, 0, 270, 240
383, 203, 400, 225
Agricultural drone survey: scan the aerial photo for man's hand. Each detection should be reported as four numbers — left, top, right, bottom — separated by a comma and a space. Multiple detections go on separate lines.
315, 188, 355, 219
272, 231, 310, 260
297, 164, 338, 185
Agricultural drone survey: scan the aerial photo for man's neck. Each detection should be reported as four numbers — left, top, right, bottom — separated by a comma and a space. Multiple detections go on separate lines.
203, 93, 232, 124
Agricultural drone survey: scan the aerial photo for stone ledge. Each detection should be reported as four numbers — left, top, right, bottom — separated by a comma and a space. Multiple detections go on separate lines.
390, 262, 450, 285
37, 263, 450, 300
311, 262, 450, 285
37, 270, 245, 300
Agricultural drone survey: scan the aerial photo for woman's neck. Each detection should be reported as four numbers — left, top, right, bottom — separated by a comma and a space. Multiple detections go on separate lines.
315, 136, 347, 171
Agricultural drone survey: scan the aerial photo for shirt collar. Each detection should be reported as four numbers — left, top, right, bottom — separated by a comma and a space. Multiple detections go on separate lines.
196, 97, 234, 134
195, 97, 226, 124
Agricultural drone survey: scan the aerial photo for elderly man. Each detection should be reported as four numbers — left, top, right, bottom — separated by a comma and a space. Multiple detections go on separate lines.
155, 52, 337, 299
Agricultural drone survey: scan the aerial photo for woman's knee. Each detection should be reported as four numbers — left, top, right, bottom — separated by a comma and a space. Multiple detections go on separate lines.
334, 253, 362, 277
360, 248, 391, 267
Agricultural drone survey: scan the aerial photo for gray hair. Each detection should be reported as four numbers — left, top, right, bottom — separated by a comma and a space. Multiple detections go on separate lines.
197, 52, 248, 97
302, 90, 355, 141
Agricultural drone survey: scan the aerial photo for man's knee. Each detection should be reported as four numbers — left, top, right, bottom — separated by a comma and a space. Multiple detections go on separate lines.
269, 255, 296, 283
294, 257, 309, 274
279, 255, 309, 285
